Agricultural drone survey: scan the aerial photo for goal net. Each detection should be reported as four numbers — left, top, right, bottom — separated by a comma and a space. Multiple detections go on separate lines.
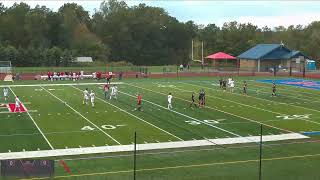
0, 61, 12, 73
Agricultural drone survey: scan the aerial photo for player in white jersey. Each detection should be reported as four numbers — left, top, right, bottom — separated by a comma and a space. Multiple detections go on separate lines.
110, 85, 117, 100
15, 96, 21, 112
3, 87, 9, 101
83, 88, 89, 105
90, 90, 95, 107
229, 79, 235, 93
167, 93, 173, 110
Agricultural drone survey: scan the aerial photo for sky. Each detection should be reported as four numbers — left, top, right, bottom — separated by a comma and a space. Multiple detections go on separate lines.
2, 1, 320, 28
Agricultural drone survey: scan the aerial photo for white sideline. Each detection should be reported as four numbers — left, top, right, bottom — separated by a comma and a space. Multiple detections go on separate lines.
0, 82, 123, 88
119, 90, 243, 138
8, 87, 54, 150
0, 133, 308, 160
41, 86, 121, 145
71, 85, 183, 141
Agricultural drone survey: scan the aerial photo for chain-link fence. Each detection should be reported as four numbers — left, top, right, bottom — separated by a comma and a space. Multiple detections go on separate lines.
1, 126, 319, 179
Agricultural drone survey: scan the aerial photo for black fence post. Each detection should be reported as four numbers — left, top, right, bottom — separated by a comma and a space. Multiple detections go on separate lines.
134, 132, 137, 180
303, 63, 306, 78
259, 124, 263, 180
289, 66, 292, 76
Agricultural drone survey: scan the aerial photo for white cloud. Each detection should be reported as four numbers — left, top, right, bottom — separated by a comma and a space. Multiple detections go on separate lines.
217, 13, 320, 28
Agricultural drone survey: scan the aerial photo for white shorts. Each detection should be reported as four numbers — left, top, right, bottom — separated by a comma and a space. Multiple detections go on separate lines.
84, 96, 89, 100
4, 93, 8, 97
90, 98, 95, 103
15, 103, 20, 107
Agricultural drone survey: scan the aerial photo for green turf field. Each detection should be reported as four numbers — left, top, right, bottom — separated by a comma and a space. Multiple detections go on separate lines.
1, 76, 320, 179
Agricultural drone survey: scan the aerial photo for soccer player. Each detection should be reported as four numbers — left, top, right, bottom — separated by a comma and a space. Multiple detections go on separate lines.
90, 90, 95, 107
222, 79, 227, 91
202, 89, 206, 106
15, 96, 21, 112
3, 87, 9, 101
272, 81, 277, 96
106, 73, 112, 84
110, 85, 117, 100
198, 90, 203, 107
219, 78, 223, 89
243, 81, 248, 95
167, 93, 173, 110
189, 92, 197, 108
83, 88, 89, 105
229, 79, 235, 93
136, 93, 142, 111
103, 84, 109, 99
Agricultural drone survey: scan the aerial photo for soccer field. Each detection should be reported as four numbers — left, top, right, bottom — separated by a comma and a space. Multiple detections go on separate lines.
1, 77, 320, 179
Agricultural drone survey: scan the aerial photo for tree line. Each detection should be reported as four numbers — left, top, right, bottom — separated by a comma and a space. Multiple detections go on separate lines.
0, 0, 319, 67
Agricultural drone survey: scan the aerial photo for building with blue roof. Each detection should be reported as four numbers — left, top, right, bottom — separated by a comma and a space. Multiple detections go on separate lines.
237, 44, 309, 72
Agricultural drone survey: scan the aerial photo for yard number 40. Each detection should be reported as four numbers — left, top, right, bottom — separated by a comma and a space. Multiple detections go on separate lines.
81, 125, 117, 131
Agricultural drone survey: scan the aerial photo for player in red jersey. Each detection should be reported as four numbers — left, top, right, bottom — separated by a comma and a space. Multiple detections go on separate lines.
136, 93, 142, 111
104, 84, 109, 99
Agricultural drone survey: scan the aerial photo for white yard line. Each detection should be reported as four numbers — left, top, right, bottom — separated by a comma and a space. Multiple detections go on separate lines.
245, 83, 320, 103
0, 133, 308, 160
71, 85, 183, 141
169, 85, 286, 115
169, 85, 320, 126
8, 87, 54, 150
0, 82, 123, 88
181, 82, 320, 114
41, 86, 122, 145
126, 83, 293, 133
254, 81, 320, 96
119, 89, 243, 138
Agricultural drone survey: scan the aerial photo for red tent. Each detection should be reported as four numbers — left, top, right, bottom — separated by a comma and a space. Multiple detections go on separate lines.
205, 52, 238, 69
205, 52, 236, 60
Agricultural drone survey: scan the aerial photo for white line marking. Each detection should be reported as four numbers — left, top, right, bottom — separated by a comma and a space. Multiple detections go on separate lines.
184, 82, 320, 114
8, 87, 54, 150
41, 86, 121, 145
119, 90, 242, 138
171, 86, 286, 116
71, 85, 183, 141
171, 86, 320, 126
126, 83, 292, 133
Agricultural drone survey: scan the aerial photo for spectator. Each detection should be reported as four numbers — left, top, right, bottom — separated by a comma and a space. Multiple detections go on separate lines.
179, 64, 183, 71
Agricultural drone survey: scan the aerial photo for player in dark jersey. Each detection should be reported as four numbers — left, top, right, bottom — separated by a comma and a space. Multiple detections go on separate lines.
272, 82, 277, 96
201, 89, 206, 106
189, 92, 197, 108
219, 78, 223, 89
222, 79, 227, 91
198, 90, 203, 107
243, 81, 247, 95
